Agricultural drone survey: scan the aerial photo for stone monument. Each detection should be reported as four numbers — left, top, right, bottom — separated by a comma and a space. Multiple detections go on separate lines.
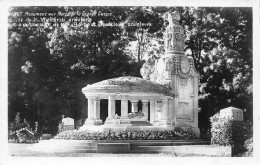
140, 10, 200, 135
220, 106, 244, 121
81, 11, 200, 137
61, 117, 75, 131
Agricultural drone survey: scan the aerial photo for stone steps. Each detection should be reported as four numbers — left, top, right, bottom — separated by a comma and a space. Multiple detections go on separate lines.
130, 140, 209, 149
29, 139, 210, 154
130, 121, 153, 126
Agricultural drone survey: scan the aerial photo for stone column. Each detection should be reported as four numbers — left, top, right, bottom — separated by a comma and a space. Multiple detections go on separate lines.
108, 95, 116, 119
169, 97, 176, 126
121, 95, 129, 118
87, 97, 95, 120
131, 100, 139, 113
149, 99, 155, 124
119, 95, 131, 125
93, 98, 100, 119
83, 96, 103, 126
159, 98, 173, 127
142, 99, 149, 121
93, 98, 102, 125
105, 95, 117, 125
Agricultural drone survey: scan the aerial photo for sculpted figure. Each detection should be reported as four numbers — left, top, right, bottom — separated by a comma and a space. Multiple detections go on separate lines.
163, 10, 181, 27
127, 111, 144, 119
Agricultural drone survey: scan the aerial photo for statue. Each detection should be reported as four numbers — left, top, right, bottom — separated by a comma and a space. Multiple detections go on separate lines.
163, 10, 185, 53
163, 10, 181, 27
127, 111, 144, 119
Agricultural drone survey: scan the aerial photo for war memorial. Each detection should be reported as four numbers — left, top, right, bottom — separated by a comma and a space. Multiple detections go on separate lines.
80, 11, 200, 137
7, 8, 251, 156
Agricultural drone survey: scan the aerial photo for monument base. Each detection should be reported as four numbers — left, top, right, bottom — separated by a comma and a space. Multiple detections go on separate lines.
191, 127, 200, 138
83, 118, 103, 126
104, 117, 117, 125
118, 118, 132, 126
158, 120, 173, 127
176, 126, 200, 138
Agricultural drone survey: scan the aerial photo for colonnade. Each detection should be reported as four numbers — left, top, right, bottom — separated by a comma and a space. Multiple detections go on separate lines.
84, 95, 173, 127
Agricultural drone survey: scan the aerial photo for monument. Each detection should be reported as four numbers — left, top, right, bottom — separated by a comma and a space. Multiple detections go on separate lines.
81, 11, 200, 137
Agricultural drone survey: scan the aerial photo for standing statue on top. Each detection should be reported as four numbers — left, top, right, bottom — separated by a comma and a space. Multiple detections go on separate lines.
163, 10, 181, 27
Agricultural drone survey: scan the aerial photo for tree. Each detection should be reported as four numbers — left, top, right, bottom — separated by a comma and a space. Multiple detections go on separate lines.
8, 6, 140, 134
177, 7, 252, 133
8, 6, 252, 136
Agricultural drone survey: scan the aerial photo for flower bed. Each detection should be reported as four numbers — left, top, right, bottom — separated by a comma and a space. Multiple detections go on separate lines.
54, 129, 196, 140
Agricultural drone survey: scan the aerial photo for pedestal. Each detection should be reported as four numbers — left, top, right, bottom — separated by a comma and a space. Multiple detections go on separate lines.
84, 118, 103, 126
104, 118, 117, 125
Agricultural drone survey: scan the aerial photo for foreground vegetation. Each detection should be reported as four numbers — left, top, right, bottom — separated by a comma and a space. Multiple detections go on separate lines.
54, 129, 196, 140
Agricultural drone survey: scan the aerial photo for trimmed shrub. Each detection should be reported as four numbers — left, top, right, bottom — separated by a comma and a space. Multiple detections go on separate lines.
210, 113, 233, 146
54, 129, 196, 140
210, 113, 253, 156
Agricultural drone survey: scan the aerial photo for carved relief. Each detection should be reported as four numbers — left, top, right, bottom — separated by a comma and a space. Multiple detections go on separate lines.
163, 10, 181, 27
166, 33, 172, 50
83, 76, 174, 96
140, 63, 151, 80
180, 78, 188, 88
164, 11, 185, 54
173, 33, 184, 51
177, 56, 191, 79
156, 58, 166, 75
180, 56, 190, 74
127, 111, 144, 119
179, 78, 189, 102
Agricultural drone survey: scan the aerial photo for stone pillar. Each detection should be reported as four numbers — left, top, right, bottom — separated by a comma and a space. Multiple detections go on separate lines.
121, 96, 129, 118
131, 100, 138, 113
93, 98, 102, 125
168, 98, 174, 125
119, 95, 131, 125
83, 96, 102, 126
159, 98, 173, 127
107, 95, 116, 118
149, 99, 156, 124
105, 95, 117, 125
161, 99, 169, 120
87, 97, 94, 120
193, 77, 199, 127
142, 99, 149, 121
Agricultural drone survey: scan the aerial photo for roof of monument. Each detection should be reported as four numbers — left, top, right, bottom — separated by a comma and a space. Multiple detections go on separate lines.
82, 76, 175, 97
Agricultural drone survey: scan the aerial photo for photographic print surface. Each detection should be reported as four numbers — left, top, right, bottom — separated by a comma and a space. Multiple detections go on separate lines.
3, 1, 257, 163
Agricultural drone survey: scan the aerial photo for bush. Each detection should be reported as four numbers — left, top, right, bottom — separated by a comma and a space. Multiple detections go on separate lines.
210, 113, 253, 156
239, 137, 253, 157
54, 128, 196, 140
210, 113, 233, 146
8, 112, 39, 143
40, 134, 54, 140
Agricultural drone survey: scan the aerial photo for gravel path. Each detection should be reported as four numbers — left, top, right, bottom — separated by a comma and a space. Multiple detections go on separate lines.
8, 143, 172, 157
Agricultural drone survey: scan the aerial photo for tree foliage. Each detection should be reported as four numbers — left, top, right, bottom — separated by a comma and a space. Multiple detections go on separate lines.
8, 6, 252, 135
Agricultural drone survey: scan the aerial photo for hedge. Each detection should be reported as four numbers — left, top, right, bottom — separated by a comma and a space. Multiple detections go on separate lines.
54, 129, 196, 140
210, 113, 253, 156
